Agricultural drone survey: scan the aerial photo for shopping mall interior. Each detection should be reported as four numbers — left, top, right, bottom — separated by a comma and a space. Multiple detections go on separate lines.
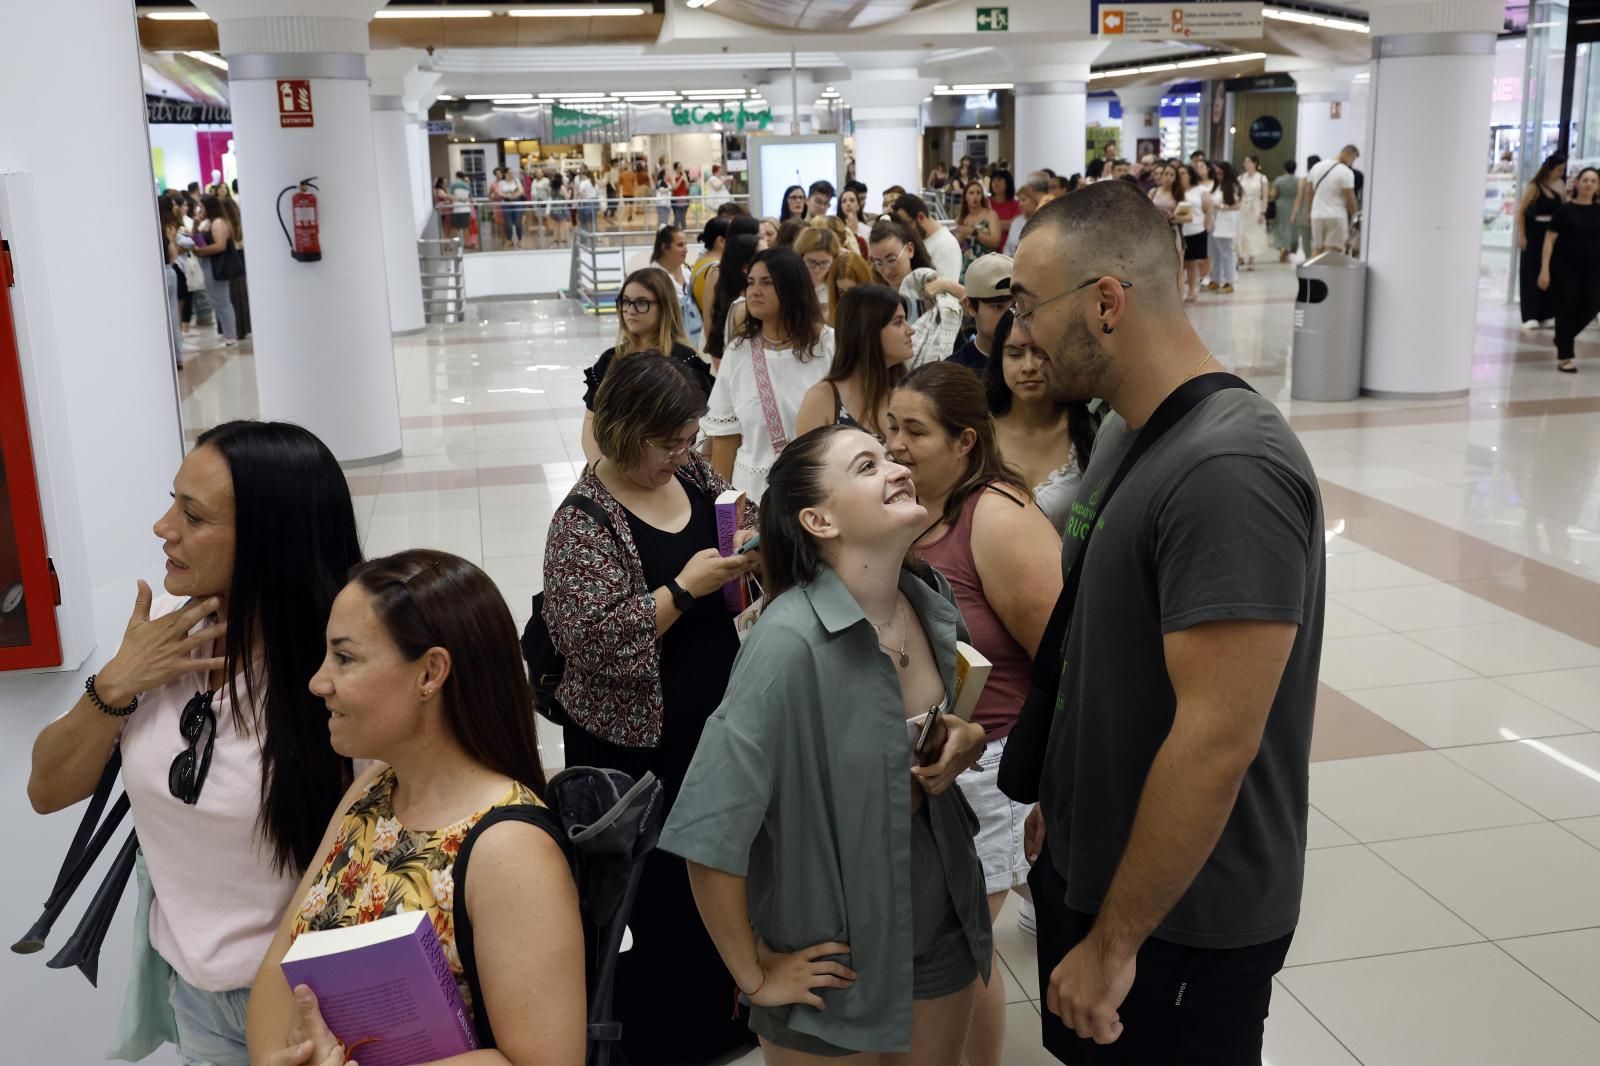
4, 1, 1600, 1064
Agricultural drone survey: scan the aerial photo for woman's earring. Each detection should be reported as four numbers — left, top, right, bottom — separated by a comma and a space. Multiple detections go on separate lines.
421, 688, 433, 699
1101, 323, 1115, 335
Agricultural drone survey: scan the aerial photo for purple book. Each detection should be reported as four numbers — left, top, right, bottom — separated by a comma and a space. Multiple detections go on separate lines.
280, 910, 478, 1066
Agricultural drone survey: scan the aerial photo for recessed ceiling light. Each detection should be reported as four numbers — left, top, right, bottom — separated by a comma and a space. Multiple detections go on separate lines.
184, 50, 228, 70
144, 10, 209, 20
466, 93, 532, 100
506, 4, 648, 15
373, 7, 493, 18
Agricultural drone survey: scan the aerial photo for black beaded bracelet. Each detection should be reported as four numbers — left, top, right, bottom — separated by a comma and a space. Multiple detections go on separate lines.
85, 674, 139, 717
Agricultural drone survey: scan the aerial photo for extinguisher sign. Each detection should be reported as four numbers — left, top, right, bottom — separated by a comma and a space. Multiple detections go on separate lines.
277, 79, 314, 128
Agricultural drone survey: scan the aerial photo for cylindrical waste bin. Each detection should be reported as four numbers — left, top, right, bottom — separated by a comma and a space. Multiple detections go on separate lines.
1291, 251, 1366, 401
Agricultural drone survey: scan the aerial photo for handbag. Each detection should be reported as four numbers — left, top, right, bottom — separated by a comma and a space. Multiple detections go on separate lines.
679, 287, 704, 349
997, 372, 1256, 804
211, 239, 244, 281
521, 493, 620, 728
1265, 199, 1278, 222
748, 333, 791, 454
181, 253, 204, 291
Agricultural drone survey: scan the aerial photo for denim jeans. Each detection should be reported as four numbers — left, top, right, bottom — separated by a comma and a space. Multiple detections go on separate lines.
169, 972, 251, 1066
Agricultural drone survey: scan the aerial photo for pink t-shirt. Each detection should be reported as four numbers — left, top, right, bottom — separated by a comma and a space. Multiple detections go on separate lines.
119, 595, 301, 991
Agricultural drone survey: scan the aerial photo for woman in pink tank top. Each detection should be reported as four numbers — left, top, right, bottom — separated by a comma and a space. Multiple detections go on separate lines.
885, 363, 1063, 1066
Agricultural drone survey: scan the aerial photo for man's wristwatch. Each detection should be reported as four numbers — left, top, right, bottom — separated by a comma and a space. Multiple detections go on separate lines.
666, 579, 696, 613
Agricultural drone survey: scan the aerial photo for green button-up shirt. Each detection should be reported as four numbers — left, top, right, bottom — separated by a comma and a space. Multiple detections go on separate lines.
659, 563, 992, 1054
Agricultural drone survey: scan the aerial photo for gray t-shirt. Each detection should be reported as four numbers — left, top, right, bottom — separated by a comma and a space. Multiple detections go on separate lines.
1041, 386, 1324, 950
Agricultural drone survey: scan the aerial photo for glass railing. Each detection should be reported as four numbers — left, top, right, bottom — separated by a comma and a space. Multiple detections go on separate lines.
425, 193, 752, 253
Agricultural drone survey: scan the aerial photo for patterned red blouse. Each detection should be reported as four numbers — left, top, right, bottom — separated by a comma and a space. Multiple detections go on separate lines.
541, 451, 756, 747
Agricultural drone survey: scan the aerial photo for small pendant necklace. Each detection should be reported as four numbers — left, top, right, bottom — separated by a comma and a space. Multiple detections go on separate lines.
871, 598, 910, 668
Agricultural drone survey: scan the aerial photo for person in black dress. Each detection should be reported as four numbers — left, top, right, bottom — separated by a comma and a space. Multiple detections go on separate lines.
1539, 166, 1600, 373
543, 355, 759, 1064
581, 266, 713, 462
1517, 154, 1567, 329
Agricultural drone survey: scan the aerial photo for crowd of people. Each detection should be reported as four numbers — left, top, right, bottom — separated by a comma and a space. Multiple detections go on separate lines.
61, 160, 1329, 1066
158, 180, 251, 370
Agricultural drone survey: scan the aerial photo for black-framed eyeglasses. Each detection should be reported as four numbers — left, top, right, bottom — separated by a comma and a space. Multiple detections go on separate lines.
1011, 277, 1134, 328
616, 297, 658, 314
168, 690, 217, 805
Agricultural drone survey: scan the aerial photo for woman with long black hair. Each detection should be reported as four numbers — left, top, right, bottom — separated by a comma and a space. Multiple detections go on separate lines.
28, 421, 361, 1066
1518, 153, 1567, 330
779, 184, 808, 223
1539, 165, 1600, 373
703, 247, 836, 502
191, 194, 239, 347
705, 231, 761, 372
986, 311, 1096, 535
795, 283, 914, 438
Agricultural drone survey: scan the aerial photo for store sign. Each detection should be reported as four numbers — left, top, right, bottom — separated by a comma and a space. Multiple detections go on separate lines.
1248, 115, 1284, 150
1093, 1, 1263, 38
670, 103, 773, 130
976, 6, 1009, 31
145, 94, 231, 125
277, 79, 313, 128
426, 119, 454, 135
552, 105, 615, 140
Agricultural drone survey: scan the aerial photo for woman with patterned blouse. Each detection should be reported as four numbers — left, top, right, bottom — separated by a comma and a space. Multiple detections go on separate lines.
543, 354, 760, 1063
246, 550, 584, 1066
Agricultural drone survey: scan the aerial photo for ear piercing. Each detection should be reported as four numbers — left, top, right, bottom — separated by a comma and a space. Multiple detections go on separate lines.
1102, 324, 1115, 335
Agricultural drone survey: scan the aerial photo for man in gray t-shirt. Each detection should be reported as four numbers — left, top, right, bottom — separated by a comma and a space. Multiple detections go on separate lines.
1007, 181, 1324, 1065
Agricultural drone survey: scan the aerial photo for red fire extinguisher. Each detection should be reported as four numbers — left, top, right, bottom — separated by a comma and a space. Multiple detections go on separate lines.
275, 177, 322, 262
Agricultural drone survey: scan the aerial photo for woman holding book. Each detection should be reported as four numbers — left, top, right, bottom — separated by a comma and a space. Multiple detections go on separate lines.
543, 354, 760, 1064
660, 424, 992, 1064
27, 421, 361, 1066
885, 363, 1063, 1066
246, 549, 585, 1066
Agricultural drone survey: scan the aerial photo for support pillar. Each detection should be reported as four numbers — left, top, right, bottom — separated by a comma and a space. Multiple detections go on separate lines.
208, 0, 402, 463
1004, 43, 1107, 179
835, 56, 936, 214
369, 50, 435, 336
1360, 0, 1503, 397
1114, 85, 1167, 160
757, 72, 816, 136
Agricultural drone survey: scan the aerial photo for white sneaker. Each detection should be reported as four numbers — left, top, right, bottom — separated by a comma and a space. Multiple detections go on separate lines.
1522, 321, 1542, 333
223, 339, 239, 348
1018, 898, 1037, 937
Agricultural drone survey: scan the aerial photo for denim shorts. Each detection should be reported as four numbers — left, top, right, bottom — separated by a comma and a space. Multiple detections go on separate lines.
169, 972, 251, 1066
961, 734, 1032, 895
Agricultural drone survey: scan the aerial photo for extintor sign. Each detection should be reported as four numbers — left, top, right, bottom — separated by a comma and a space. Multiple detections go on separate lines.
277, 79, 314, 128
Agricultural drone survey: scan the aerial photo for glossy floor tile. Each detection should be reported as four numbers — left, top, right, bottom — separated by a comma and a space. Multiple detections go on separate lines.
170, 271, 1600, 1064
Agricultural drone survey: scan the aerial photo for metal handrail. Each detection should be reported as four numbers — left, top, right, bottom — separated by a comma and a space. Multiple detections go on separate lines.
571, 227, 669, 315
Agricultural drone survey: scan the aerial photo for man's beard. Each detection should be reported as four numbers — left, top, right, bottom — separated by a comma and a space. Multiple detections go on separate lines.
1043, 310, 1111, 404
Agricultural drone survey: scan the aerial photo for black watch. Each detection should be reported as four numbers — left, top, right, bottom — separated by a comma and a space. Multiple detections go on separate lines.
666, 579, 696, 613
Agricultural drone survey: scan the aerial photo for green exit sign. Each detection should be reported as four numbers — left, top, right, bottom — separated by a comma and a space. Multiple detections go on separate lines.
976, 6, 1009, 31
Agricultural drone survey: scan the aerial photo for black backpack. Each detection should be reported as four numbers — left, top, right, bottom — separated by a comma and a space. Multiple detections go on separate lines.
520, 494, 618, 729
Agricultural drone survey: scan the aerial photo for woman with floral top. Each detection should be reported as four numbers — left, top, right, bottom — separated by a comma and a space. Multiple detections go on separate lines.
246, 549, 584, 1066
542, 354, 760, 1063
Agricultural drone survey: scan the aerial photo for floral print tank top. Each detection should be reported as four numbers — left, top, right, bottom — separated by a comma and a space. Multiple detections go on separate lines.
288, 769, 544, 1017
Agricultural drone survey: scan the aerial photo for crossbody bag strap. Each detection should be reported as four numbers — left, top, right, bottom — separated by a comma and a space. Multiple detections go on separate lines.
747, 333, 791, 454
452, 804, 569, 1051
1028, 372, 1256, 693
1312, 162, 1347, 200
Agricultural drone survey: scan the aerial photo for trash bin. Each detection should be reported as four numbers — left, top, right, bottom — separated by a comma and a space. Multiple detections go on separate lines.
1291, 251, 1366, 401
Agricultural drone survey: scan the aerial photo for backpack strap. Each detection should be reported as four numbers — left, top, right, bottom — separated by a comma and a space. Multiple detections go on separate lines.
452, 804, 569, 1050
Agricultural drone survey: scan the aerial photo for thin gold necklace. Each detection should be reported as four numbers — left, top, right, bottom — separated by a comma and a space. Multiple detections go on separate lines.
871, 598, 910, 668
1182, 350, 1215, 383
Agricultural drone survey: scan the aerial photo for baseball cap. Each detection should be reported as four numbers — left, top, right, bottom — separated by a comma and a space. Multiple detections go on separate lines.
964, 254, 1014, 301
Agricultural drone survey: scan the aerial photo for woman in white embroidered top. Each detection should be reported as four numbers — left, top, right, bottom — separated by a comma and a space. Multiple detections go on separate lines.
703, 246, 836, 503
26, 420, 362, 1066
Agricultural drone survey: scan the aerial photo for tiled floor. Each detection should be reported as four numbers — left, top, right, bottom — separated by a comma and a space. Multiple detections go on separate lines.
177, 260, 1600, 1064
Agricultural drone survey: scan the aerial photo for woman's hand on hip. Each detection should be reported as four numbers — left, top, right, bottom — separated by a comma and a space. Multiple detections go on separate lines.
751, 939, 857, 1010
913, 716, 986, 795
95, 582, 226, 706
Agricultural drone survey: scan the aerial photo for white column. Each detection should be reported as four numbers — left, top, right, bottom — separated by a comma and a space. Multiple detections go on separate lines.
1361, 0, 1503, 397
208, 0, 401, 462
1005, 43, 1107, 178
372, 98, 425, 334
1115, 85, 1167, 159
0, 2, 182, 1058
757, 72, 816, 136
835, 59, 936, 213
1293, 69, 1358, 165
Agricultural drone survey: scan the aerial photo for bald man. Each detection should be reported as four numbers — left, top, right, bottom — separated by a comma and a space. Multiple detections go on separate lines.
1001, 181, 1325, 1065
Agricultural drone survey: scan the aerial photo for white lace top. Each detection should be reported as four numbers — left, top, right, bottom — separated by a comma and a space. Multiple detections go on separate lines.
1031, 447, 1085, 535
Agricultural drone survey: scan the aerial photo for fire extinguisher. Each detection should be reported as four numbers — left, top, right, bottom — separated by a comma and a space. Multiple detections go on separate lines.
275, 177, 322, 262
